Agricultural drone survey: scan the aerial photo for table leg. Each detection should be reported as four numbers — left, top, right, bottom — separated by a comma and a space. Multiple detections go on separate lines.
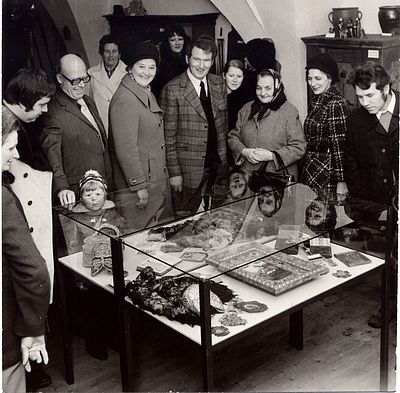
56, 263, 74, 384
289, 309, 303, 350
111, 239, 135, 392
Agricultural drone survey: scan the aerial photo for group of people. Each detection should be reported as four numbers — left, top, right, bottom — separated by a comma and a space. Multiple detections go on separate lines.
2, 25, 398, 392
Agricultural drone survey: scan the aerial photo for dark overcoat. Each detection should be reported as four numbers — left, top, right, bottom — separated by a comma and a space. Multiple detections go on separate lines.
343, 90, 399, 205
2, 181, 50, 369
39, 90, 113, 196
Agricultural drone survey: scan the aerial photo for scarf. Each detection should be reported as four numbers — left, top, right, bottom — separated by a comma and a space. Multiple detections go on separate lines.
249, 69, 287, 121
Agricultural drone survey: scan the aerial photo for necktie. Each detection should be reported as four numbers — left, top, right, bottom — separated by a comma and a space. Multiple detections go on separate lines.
77, 98, 104, 148
379, 110, 392, 132
200, 80, 207, 102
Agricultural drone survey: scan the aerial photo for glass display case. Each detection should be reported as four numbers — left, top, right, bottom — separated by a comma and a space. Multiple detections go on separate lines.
54, 178, 392, 392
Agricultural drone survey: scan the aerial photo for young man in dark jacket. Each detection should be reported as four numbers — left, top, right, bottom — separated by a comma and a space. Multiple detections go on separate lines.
344, 62, 398, 329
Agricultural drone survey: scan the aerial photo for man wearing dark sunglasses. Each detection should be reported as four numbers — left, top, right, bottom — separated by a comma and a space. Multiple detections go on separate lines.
39, 53, 113, 206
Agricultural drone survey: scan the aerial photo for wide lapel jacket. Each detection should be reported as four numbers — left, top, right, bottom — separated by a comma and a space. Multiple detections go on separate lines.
56, 91, 107, 148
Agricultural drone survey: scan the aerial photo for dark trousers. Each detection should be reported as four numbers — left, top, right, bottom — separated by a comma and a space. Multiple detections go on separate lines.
172, 163, 227, 216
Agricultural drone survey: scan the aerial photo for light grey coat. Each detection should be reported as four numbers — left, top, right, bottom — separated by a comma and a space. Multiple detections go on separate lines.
228, 100, 306, 180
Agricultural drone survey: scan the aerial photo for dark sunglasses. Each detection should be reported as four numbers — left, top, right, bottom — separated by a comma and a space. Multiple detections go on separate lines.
61, 73, 91, 86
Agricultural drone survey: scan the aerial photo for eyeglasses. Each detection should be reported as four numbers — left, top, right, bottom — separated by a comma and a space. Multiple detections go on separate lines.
60, 73, 91, 86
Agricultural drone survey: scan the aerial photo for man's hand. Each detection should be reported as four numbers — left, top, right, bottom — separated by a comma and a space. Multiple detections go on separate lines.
136, 188, 149, 209
21, 335, 49, 372
57, 189, 76, 207
170, 175, 183, 192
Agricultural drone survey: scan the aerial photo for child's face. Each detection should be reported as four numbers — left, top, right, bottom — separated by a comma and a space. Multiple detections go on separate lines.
81, 185, 106, 211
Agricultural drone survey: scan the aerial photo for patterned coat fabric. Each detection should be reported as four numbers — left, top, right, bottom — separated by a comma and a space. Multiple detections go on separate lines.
302, 85, 350, 197
109, 74, 173, 229
344, 90, 399, 205
39, 90, 113, 196
159, 72, 228, 190
228, 100, 306, 181
2, 182, 50, 369
88, 60, 127, 135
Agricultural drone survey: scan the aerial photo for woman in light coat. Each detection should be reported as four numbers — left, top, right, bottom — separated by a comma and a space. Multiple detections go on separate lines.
88, 35, 127, 136
228, 69, 306, 181
109, 42, 173, 229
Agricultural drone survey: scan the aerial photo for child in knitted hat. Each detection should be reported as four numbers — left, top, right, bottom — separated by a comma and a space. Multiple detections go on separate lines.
63, 169, 124, 254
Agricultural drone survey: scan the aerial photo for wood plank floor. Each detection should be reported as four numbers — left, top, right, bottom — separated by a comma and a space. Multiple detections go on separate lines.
41, 270, 396, 392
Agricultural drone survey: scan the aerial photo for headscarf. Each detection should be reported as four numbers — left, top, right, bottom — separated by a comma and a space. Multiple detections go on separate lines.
249, 69, 287, 121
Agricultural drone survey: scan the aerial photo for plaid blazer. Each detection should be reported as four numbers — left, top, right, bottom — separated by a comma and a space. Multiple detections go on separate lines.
159, 72, 228, 189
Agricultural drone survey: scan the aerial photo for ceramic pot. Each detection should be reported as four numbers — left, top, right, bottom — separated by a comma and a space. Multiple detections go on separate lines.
328, 7, 362, 36
378, 6, 400, 35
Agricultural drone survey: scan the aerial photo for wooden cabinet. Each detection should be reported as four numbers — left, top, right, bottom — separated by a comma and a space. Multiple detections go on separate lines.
104, 13, 219, 64
302, 34, 400, 109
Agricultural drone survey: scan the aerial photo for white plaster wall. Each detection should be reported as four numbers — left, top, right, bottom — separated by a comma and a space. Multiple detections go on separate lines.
66, 0, 131, 66
142, 0, 218, 15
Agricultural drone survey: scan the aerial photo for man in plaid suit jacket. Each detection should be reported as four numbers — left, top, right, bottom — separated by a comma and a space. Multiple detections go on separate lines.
160, 35, 228, 215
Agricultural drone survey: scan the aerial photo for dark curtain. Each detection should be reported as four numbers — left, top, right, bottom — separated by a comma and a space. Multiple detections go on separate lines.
2, 0, 66, 88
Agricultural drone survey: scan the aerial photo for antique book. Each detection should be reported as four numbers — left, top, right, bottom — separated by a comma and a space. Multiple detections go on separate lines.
334, 250, 372, 267
207, 242, 325, 295
310, 237, 332, 258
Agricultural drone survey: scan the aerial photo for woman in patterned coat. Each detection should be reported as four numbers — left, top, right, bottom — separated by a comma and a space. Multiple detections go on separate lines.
302, 53, 350, 203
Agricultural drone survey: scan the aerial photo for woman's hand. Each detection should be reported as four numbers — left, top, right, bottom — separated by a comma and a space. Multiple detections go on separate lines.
242, 148, 261, 164
136, 188, 149, 209
253, 148, 274, 162
336, 181, 349, 204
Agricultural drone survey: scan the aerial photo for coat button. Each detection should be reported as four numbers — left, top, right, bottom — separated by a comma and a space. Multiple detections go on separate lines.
204, 124, 208, 128
27, 201, 32, 206
161, 144, 165, 149
202, 154, 206, 158
383, 178, 388, 183
381, 148, 386, 153
23, 173, 28, 178
29, 227, 34, 233
164, 167, 167, 172
130, 179, 136, 185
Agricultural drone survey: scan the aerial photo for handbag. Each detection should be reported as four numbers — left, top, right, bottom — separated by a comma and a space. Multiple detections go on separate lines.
249, 151, 293, 192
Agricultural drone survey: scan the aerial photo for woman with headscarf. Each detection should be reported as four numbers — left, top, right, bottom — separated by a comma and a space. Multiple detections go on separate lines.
301, 53, 350, 204
228, 68, 306, 182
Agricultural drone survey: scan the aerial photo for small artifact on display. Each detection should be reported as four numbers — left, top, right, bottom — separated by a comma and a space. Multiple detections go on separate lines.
334, 250, 371, 267
309, 236, 332, 258
332, 269, 351, 278
219, 311, 247, 326
211, 325, 230, 337
207, 242, 326, 295
181, 251, 208, 262
160, 243, 184, 253
234, 300, 268, 313
83, 223, 121, 276
125, 267, 235, 326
